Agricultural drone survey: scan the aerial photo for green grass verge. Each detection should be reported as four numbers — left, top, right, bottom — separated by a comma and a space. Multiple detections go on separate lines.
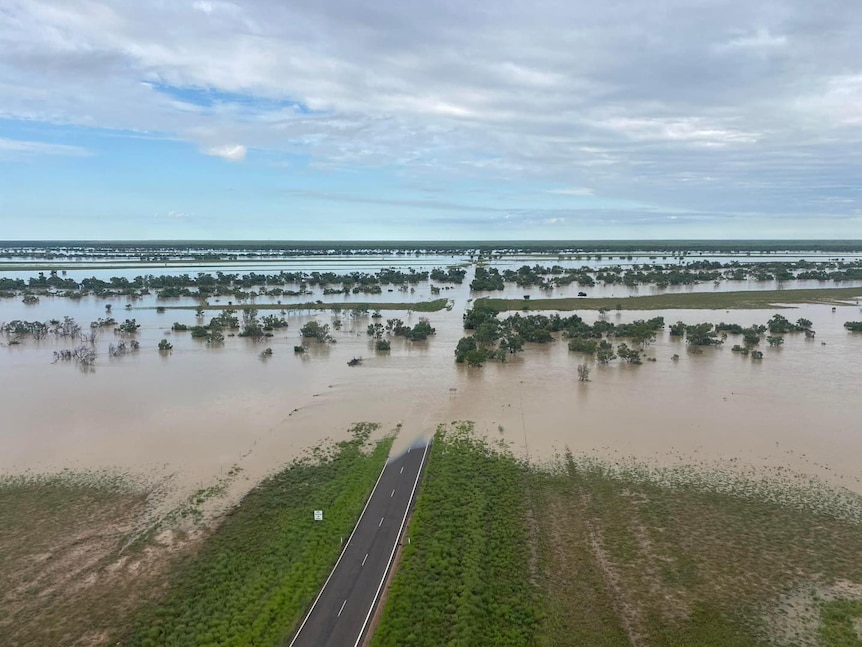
372, 425, 541, 647
375, 425, 862, 647
122, 424, 393, 647
148, 298, 449, 313
485, 287, 862, 311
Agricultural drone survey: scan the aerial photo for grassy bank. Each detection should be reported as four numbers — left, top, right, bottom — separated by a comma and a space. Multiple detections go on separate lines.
372, 425, 540, 646
376, 424, 862, 647
0, 472, 157, 646
122, 424, 393, 647
151, 298, 450, 313
485, 286, 862, 311
0, 425, 394, 646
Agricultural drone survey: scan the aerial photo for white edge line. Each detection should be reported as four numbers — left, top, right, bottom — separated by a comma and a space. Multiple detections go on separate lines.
288, 456, 391, 647
352, 440, 431, 647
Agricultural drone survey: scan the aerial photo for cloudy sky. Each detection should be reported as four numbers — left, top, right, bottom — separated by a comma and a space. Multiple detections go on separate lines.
1, 0, 861, 240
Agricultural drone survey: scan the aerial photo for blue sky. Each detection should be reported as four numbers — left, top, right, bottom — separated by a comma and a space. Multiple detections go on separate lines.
1, 0, 861, 240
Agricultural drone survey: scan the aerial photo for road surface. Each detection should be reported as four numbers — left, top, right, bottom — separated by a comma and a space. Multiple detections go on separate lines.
287, 439, 430, 647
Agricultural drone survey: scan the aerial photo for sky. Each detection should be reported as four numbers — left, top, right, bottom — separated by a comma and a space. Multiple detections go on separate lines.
1, 0, 861, 240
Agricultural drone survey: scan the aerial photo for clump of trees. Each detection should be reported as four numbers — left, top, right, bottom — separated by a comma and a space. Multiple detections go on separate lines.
458, 302, 664, 367
368, 318, 436, 344
2, 317, 86, 344
742, 326, 765, 346
300, 321, 334, 343
845, 321, 862, 332
470, 266, 505, 291
116, 319, 140, 334
430, 267, 467, 283
238, 308, 266, 341
456, 302, 523, 365
767, 314, 812, 333
91, 317, 116, 328
568, 338, 598, 354
683, 323, 723, 347
596, 340, 617, 364
616, 343, 642, 364
108, 340, 139, 357
158, 339, 173, 352
53, 345, 96, 366
669, 315, 815, 353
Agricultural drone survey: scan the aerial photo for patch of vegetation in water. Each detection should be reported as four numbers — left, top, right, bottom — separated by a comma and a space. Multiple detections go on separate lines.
123, 423, 393, 647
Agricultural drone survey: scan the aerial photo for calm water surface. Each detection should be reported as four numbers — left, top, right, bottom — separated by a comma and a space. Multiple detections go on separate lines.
2, 264, 861, 510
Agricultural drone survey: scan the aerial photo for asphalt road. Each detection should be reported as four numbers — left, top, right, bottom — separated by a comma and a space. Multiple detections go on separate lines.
287, 439, 430, 647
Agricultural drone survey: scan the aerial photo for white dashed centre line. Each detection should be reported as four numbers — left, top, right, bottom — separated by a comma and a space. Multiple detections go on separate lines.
338, 600, 347, 618
361, 553, 368, 566
390, 489, 395, 498
400, 466, 404, 474
379, 517, 384, 527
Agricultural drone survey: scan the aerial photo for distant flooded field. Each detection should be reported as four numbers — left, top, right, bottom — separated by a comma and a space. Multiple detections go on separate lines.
2, 243, 862, 514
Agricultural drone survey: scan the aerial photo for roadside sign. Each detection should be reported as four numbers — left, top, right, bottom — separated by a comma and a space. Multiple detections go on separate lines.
313, 510, 323, 521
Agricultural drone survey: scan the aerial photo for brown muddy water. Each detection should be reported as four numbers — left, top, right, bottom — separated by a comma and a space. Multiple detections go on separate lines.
2, 294, 862, 519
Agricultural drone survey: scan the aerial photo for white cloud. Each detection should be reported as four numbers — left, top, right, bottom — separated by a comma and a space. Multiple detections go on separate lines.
796, 75, 862, 126
0, 0, 861, 226
549, 187, 594, 196
204, 144, 247, 161
716, 29, 788, 53
590, 117, 759, 146
0, 137, 90, 157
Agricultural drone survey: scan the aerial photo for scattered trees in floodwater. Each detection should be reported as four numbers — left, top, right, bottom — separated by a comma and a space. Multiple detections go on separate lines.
456, 301, 828, 369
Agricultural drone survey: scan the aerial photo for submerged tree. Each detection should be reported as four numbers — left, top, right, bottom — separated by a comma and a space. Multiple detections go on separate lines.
577, 363, 591, 382
596, 340, 617, 365
300, 321, 333, 343
616, 343, 642, 364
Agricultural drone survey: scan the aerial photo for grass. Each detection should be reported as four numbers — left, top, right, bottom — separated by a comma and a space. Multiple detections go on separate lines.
0, 426, 394, 647
148, 298, 450, 313
122, 424, 393, 647
372, 424, 540, 647
376, 425, 862, 647
0, 472, 158, 647
820, 600, 862, 646
484, 286, 862, 311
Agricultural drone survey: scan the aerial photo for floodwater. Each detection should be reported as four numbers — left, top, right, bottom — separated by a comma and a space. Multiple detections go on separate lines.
2, 262, 862, 517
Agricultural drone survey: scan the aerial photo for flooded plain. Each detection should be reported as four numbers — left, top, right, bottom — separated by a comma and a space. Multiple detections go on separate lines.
2, 258, 862, 518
